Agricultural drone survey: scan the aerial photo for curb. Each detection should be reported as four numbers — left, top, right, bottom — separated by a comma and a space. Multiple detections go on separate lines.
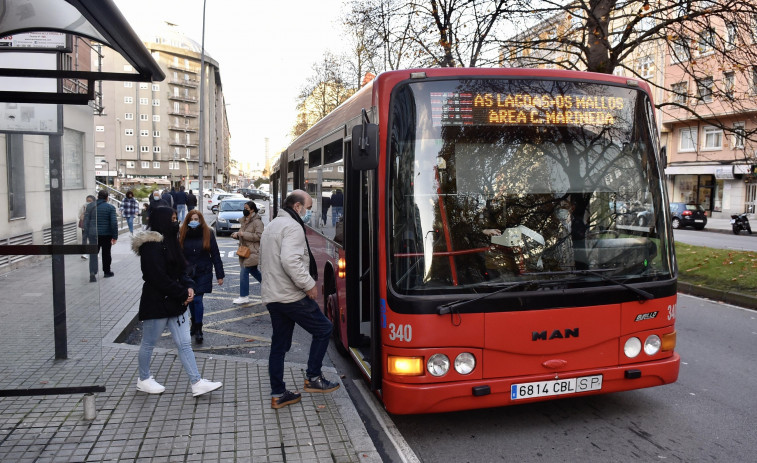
678, 281, 757, 310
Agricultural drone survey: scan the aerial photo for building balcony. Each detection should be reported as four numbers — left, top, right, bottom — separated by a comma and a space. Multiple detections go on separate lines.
169, 141, 199, 148
169, 78, 199, 88
167, 63, 198, 74
169, 125, 198, 133
168, 110, 199, 118
168, 94, 197, 103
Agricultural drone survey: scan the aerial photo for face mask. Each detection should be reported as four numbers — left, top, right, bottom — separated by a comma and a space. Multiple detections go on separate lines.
153, 194, 161, 200
557, 209, 570, 221
188, 220, 200, 228
242, 209, 250, 217
302, 210, 312, 224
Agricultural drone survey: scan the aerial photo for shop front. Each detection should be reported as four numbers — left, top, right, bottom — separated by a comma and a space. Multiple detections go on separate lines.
665, 164, 752, 219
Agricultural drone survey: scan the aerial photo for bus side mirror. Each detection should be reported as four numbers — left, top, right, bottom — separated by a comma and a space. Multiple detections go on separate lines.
351, 110, 378, 170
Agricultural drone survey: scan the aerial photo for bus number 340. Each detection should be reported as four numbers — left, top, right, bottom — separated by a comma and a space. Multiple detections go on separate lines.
388, 323, 413, 342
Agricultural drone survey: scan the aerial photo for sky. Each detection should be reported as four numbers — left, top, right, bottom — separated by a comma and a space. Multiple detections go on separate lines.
113, 0, 349, 168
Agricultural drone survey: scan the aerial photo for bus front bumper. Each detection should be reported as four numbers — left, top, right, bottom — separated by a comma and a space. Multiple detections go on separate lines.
381, 353, 680, 415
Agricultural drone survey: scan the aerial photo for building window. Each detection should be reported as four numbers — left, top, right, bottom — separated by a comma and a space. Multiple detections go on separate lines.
125, 145, 135, 152
140, 114, 149, 121
125, 129, 134, 136
124, 96, 133, 104
636, 55, 654, 78
141, 161, 149, 168
153, 161, 160, 168
153, 146, 161, 153
124, 81, 133, 88
140, 130, 149, 137
126, 161, 135, 168
140, 146, 150, 152
153, 131, 160, 137
703, 126, 723, 150
697, 77, 713, 103
672, 82, 688, 104
752, 66, 757, 94
726, 22, 737, 49
152, 99, 160, 106
169, 161, 179, 170
153, 115, 160, 122
186, 148, 191, 158
139, 97, 148, 105
672, 39, 690, 63
698, 28, 715, 55
125, 113, 133, 120
152, 84, 160, 91
679, 127, 698, 152
96, 141, 105, 149
724, 71, 735, 99
733, 122, 745, 148
95, 125, 104, 132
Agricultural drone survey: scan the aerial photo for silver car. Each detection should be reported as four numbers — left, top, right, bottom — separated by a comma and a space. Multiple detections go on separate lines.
214, 199, 265, 236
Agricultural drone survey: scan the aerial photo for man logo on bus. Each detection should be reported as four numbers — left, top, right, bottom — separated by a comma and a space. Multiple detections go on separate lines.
532, 328, 579, 341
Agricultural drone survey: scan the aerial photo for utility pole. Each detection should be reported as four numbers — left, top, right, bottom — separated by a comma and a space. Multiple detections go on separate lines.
198, 0, 207, 200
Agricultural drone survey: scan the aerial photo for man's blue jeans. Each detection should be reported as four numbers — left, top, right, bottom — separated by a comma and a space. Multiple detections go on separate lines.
138, 309, 201, 384
239, 265, 262, 297
177, 204, 188, 223
125, 216, 134, 234
189, 293, 205, 324
267, 297, 333, 395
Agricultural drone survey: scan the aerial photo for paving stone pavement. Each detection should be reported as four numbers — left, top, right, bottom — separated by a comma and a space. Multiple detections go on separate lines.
0, 231, 381, 462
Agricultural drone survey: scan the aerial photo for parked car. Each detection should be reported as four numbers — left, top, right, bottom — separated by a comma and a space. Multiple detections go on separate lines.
214, 198, 267, 236
203, 188, 227, 198
206, 193, 244, 214
246, 189, 270, 201
669, 202, 707, 230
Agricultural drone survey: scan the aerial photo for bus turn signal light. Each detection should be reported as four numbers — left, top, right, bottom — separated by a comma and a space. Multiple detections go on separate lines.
387, 356, 424, 376
337, 258, 346, 279
661, 331, 676, 351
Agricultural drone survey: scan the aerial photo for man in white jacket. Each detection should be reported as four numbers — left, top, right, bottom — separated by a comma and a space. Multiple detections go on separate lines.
260, 189, 340, 409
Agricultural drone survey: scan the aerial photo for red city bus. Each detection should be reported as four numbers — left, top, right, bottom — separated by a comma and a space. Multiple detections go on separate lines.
269, 68, 679, 414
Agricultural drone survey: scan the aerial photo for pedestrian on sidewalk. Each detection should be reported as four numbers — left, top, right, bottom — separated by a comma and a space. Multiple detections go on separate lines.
330, 188, 343, 225
120, 190, 139, 235
260, 190, 340, 409
232, 201, 264, 305
175, 185, 189, 222
179, 210, 225, 344
148, 190, 169, 222
140, 203, 150, 230
79, 194, 95, 260
132, 206, 223, 397
84, 190, 118, 281
186, 189, 198, 211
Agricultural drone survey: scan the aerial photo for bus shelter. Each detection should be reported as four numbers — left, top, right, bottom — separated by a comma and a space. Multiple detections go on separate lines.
0, 0, 163, 414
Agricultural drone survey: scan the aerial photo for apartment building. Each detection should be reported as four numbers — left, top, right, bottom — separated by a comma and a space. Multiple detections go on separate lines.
661, 12, 757, 218
94, 25, 230, 192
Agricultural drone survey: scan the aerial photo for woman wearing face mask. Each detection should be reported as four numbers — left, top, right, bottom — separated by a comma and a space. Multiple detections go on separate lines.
179, 210, 225, 343
231, 201, 264, 305
131, 206, 222, 396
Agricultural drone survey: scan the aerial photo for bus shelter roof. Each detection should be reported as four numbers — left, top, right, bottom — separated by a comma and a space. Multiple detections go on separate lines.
0, 0, 165, 105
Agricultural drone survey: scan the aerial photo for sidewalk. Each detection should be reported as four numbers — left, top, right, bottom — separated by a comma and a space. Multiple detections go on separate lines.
0, 231, 380, 462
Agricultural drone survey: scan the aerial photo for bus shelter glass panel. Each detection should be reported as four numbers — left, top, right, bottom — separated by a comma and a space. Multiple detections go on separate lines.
0, 135, 103, 395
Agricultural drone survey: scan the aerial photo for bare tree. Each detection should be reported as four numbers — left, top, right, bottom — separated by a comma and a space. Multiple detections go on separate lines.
291, 52, 355, 138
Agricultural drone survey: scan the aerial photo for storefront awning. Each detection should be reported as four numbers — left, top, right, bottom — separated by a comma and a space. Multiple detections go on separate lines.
0, 0, 164, 105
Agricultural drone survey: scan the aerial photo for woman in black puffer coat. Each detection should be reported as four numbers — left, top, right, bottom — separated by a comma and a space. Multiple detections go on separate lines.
131, 206, 222, 397
179, 209, 225, 343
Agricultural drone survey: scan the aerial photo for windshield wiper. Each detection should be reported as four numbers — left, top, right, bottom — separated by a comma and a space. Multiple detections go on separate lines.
437, 281, 534, 315
570, 269, 653, 301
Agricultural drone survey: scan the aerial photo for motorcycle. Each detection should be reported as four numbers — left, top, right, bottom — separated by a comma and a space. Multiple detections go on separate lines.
730, 213, 752, 235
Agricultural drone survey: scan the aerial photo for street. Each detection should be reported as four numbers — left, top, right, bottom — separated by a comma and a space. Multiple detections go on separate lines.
673, 227, 757, 251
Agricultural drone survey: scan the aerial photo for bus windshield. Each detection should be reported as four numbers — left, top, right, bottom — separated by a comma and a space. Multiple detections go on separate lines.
389, 78, 673, 295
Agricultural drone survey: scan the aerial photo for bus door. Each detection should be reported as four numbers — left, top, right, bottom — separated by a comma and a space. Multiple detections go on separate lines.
344, 149, 380, 391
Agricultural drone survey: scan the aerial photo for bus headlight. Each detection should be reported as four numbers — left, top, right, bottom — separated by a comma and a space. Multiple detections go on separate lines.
427, 354, 450, 377
624, 337, 641, 358
644, 335, 661, 355
454, 353, 476, 375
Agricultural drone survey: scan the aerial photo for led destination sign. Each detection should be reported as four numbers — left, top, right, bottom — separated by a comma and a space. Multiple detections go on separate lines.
432, 91, 626, 127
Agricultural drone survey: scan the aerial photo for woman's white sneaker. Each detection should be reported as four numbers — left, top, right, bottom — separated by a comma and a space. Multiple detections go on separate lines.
136, 376, 165, 394
192, 378, 222, 397
232, 296, 250, 304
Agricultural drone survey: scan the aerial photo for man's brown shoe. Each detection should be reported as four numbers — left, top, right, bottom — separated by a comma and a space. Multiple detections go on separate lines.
271, 390, 301, 409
